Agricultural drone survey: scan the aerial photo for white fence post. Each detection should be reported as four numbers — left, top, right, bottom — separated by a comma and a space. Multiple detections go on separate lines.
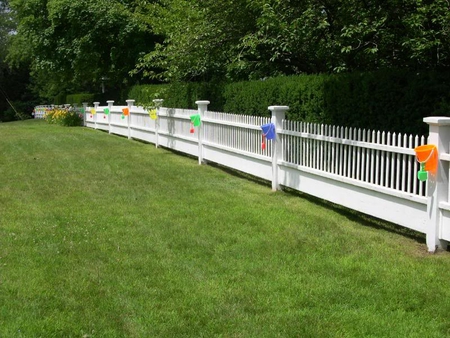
153, 99, 164, 148
82, 102, 88, 126
107, 100, 114, 134
269, 105, 289, 191
195, 100, 210, 165
424, 117, 450, 252
93, 102, 100, 129
126, 99, 135, 139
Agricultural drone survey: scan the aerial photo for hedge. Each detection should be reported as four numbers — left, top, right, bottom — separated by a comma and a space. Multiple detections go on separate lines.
126, 69, 450, 135
127, 84, 170, 108
127, 82, 225, 111
66, 93, 96, 106
322, 69, 450, 135
53, 93, 66, 105
223, 70, 450, 135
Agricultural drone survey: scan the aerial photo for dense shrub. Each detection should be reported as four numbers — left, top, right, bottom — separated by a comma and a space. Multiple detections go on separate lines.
224, 75, 328, 122
127, 82, 225, 111
66, 93, 96, 106
164, 81, 225, 111
223, 70, 450, 135
1, 100, 37, 122
124, 69, 450, 135
322, 69, 450, 135
127, 84, 169, 107
53, 93, 66, 105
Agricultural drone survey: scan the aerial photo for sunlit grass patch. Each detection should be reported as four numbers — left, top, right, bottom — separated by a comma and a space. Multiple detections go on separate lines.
1, 120, 450, 337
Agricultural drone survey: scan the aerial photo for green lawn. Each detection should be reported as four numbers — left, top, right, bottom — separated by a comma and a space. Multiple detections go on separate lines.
1, 119, 450, 337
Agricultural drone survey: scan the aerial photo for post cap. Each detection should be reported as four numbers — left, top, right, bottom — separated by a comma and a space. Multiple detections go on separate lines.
268, 105, 289, 112
195, 100, 210, 105
423, 117, 450, 126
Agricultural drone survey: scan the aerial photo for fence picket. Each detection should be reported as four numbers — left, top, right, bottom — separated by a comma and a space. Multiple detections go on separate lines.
78, 102, 428, 203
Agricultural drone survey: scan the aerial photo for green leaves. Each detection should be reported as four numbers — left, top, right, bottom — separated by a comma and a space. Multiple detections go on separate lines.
6, 0, 450, 101
8, 0, 155, 100
135, 0, 450, 82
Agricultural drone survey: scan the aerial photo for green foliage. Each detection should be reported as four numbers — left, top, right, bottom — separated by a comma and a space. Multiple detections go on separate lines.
323, 69, 450, 135
127, 70, 450, 135
127, 84, 169, 107
53, 93, 66, 105
44, 107, 83, 126
7, 0, 155, 100
0, 1, 38, 123
66, 93, 95, 106
164, 81, 225, 111
135, 0, 450, 82
134, 0, 258, 82
224, 75, 327, 121
221, 70, 450, 135
0, 0, 15, 59
128, 82, 225, 111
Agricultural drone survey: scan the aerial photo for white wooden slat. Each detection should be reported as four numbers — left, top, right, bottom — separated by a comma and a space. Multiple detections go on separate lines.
86, 103, 428, 199
395, 133, 401, 190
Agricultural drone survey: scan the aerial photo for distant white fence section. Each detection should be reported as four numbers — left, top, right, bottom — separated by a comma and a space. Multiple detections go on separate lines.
33, 105, 54, 119
75, 99, 450, 252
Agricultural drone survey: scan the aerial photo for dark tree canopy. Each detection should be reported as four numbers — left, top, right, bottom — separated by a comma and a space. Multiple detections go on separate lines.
7, 0, 156, 100
134, 0, 450, 82
4, 0, 450, 100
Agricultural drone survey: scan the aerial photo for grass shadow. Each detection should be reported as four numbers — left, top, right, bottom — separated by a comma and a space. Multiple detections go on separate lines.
92, 134, 427, 246
204, 161, 426, 245
206, 161, 272, 188
281, 186, 427, 245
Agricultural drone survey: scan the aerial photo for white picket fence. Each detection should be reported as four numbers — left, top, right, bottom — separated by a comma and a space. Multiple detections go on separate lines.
33, 105, 54, 119
41, 99, 450, 252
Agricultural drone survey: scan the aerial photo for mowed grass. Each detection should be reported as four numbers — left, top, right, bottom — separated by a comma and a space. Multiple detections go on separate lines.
1, 119, 450, 337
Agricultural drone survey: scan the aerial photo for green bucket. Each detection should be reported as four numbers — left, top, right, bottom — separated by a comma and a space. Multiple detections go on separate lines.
190, 114, 201, 127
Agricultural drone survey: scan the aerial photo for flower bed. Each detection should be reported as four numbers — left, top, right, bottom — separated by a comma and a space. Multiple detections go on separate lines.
44, 107, 83, 126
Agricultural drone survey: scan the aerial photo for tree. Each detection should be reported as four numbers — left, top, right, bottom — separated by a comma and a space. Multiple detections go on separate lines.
134, 0, 450, 82
7, 0, 156, 101
133, 0, 260, 82
0, 0, 36, 121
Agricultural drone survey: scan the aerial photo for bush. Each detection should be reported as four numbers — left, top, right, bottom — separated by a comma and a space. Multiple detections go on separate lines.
223, 70, 450, 135
53, 93, 66, 105
322, 69, 450, 135
44, 107, 83, 127
66, 93, 96, 106
1, 100, 38, 122
128, 69, 450, 135
127, 84, 169, 108
223, 75, 328, 122
127, 82, 225, 111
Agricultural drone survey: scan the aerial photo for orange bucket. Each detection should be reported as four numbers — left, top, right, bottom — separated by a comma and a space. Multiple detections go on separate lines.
414, 144, 438, 173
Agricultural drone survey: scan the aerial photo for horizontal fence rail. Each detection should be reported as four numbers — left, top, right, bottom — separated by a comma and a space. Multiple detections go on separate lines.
36, 100, 450, 252
33, 105, 54, 119
281, 121, 427, 197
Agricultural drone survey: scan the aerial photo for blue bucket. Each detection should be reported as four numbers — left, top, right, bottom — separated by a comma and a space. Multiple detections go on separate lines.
261, 123, 276, 140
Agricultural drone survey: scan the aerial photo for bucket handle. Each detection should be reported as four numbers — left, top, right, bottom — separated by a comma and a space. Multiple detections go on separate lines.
415, 146, 435, 164
262, 123, 274, 137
